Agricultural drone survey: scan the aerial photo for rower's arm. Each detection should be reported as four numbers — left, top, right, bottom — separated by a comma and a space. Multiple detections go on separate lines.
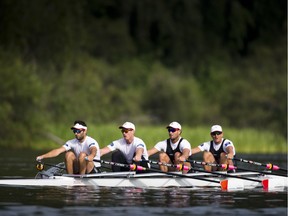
86, 146, 97, 161
36, 146, 66, 161
178, 148, 190, 162
134, 148, 144, 162
100, 146, 111, 157
148, 147, 159, 157
191, 147, 201, 155
226, 146, 234, 165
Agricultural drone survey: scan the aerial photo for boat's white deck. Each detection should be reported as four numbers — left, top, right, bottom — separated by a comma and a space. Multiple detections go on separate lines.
0, 171, 286, 191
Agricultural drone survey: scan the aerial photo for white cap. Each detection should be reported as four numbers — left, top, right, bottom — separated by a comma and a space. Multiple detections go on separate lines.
166, 121, 182, 130
71, 123, 87, 130
211, 125, 222, 133
119, 122, 135, 130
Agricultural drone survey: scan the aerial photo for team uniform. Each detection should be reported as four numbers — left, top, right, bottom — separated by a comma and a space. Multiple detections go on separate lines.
197, 138, 236, 162
63, 136, 101, 168
107, 137, 148, 163
154, 137, 191, 162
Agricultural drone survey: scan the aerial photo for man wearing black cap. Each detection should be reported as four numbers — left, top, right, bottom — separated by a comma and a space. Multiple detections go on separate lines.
36, 120, 101, 174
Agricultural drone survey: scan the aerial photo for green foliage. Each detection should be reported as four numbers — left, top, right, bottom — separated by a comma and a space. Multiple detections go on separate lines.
0, 0, 286, 151
0, 52, 44, 147
143, 63, 207, 125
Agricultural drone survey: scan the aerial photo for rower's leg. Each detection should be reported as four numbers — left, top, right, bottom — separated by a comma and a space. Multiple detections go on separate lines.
219, 152, 235, 172
203, 151, 216, 172
159, 152, 170, 172
78, 152, 94, 174
174, 152, 191, 174
65, 151, 77, 174
111, 150, 129, 172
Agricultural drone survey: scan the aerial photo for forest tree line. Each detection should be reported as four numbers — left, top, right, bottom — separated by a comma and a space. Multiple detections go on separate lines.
0, 0, 286, 147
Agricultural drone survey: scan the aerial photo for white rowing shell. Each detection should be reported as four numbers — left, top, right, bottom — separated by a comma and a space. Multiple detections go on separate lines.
0, 172, 286, 191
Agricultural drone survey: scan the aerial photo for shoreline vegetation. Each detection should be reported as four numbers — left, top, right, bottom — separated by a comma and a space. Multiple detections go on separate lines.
0, 2, 286, 154
24, 124, 287, 154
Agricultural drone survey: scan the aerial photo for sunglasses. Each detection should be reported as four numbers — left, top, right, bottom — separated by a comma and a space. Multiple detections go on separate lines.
121, 129, 133, 133
72, 129, 83, 134
211, 131, 222, 136
168, 128, 178, 133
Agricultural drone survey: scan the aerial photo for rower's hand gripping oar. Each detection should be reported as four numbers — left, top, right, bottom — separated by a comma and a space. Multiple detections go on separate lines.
228, 157, 287, 172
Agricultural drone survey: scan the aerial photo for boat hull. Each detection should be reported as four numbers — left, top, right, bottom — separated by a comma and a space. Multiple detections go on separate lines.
0, 171, 286, 191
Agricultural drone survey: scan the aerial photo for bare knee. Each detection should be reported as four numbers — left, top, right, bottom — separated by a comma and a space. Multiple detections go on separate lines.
203, 151, 215, 163
78, 152, 87, 160
219, 152, 228, 164
158, 152, 170, 172
159, 152, 170, 163
65, 151, 76, 160
174, 152, 181, 160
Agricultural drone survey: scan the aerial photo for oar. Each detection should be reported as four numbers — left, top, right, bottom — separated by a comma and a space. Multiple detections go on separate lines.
141, 159, 241, 188
93, 159, 209, 179
93, 159, 226, 185
228, 157, 287, 172
189, 167, 283, 190
187, 159, 236, 171
236, 167, 287, 177
141, 160, 190, 171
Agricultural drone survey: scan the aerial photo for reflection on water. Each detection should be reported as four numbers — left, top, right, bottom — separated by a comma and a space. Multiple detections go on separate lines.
0, 149, 287, 215
0, 187, 287, 215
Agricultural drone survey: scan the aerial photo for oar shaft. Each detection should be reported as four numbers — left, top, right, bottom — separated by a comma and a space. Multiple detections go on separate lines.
229, 157, 287, 172
148, 168, 220, 183
190, 167, 261, 183
143, 160, 189, 171
237, 167, 287, 177
187, 159, 236, 170
93, 159, 137, 170
94, 159, 219, 183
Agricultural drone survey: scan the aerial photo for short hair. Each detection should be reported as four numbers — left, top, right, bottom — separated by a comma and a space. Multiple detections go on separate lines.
73, 120, 87, 127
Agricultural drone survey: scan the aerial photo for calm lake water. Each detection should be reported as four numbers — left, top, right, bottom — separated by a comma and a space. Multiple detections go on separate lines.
0, 149, 287, 216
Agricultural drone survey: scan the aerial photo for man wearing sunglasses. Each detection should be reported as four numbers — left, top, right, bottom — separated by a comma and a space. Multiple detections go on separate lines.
191, 125, 236, 172
100, 122, 149, 172
36, 120, 101, 174
148, 121, 192, 173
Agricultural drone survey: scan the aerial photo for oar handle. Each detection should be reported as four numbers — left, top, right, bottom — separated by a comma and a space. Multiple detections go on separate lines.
190, 167, 261, 183
220, 164, 237, 170
35, 161, 66, 171
265, 163, 280, 171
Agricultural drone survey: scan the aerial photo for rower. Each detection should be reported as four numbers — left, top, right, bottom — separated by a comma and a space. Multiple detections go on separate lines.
147, 122, 192, 174
100, 122, 149, 172
191, 125, 236, 172
36, 120, 101, 175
